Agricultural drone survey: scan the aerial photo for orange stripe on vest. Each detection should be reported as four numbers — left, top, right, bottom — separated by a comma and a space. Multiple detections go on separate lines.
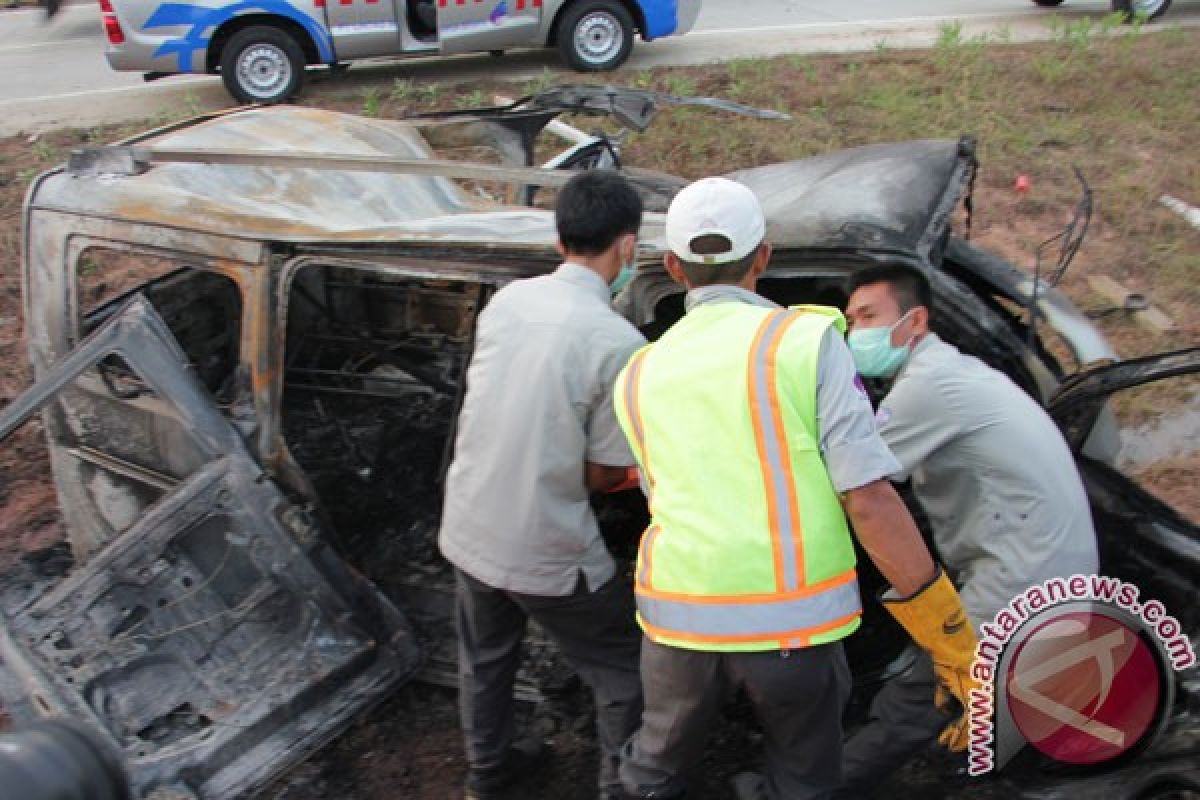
639, 611, 861, 648
635, 568, 856, 606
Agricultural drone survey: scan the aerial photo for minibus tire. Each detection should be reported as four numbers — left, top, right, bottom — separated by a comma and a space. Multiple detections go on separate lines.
220, 26, 306, 104
1112, 0, 1171, 20
557, 0, 635, 72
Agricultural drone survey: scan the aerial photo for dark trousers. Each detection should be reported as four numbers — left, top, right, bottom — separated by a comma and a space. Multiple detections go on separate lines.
620, 636, 853, 800
454, 568, 643, 791
839, 648, 951, 795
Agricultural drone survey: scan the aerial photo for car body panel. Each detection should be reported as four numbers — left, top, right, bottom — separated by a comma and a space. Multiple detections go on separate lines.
1048, 347, 1200, 451
729, 137, 977, 263
323, 0, 405, 60
437, 0, 545, 55
0, 297, 419, 799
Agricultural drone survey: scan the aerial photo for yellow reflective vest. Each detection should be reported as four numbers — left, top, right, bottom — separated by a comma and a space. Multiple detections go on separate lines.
614, 302, 861, 652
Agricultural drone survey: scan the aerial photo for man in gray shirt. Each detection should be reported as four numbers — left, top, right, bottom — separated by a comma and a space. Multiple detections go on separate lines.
839, 264, 1099, 792
439, 171, 647, 800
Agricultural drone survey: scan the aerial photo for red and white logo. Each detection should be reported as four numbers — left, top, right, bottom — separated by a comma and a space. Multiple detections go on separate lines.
1004, 610, 1163, 765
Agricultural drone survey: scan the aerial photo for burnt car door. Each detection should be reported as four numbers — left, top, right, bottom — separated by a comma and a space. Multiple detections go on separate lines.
1047, 347, 1200, 633
436, 0, 542, 55
0, 296, 419, 800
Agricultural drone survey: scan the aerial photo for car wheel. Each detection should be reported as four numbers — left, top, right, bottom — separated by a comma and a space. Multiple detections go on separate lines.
220, 26, 306, 104
1032, 0, 1065, 5
557, 0, 635, 72
1112, 0, 1172, 20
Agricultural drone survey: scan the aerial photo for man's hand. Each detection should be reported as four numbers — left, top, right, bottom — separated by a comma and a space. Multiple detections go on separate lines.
881, 567, 979, 752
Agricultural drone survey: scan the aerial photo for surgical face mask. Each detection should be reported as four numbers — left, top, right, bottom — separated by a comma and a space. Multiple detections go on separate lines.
610, 238, 637, 294
610, 263, 635, 294
847, 311, 915, 378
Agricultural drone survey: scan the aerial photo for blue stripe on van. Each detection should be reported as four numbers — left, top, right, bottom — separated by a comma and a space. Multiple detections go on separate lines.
144, 0, 334, 72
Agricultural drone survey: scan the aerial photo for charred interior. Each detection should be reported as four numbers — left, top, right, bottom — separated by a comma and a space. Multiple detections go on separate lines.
279, 265, 610, 695
280, 263, 474, 571
81, 253, 243, 402
279, 264, 480, 684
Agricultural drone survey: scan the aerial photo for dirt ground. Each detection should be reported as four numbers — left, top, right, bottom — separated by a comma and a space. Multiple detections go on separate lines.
0, 27, 1197, 800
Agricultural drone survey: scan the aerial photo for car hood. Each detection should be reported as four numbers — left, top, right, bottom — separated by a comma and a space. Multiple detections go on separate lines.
727, 136, 976, 263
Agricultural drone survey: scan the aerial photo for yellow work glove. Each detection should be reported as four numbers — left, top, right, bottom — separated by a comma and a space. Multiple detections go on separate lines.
881, 566, 979, 752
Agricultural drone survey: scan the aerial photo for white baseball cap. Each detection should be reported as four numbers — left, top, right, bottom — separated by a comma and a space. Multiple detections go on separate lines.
665, 177, 766, 265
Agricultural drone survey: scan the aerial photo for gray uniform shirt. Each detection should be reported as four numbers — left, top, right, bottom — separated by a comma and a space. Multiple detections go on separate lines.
439, 263, 647, 596
876, 333, 1099, 626
685, 285, 900, 492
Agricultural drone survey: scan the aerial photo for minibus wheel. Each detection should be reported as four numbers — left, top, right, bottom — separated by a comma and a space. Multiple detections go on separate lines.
558, 0, 635, 72
1113, 0, 1172, 20
220, 26, 306, 104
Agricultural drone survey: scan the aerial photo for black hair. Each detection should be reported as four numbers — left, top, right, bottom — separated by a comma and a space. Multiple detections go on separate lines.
555, 170, 644, 257
674, 233, 761, 287
847, 264, 934, 314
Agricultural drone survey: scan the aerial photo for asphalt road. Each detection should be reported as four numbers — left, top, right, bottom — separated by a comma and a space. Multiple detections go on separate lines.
0, 0, 1197, 134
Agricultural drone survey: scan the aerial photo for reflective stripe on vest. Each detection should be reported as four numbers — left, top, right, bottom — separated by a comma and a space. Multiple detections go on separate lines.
621, 349, 654, 491
748, 310, 806, 592
621, 349, 659, 587
636, 569, 859, 642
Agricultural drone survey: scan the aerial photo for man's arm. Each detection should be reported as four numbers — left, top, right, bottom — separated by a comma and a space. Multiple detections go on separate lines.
842, 479, 934, 597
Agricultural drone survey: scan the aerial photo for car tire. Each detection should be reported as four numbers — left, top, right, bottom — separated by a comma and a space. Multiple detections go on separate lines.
1032, 0, 1065, 5
220, 26, 306, 104
557, 0, 635, 72
1112, 0, 1172, 20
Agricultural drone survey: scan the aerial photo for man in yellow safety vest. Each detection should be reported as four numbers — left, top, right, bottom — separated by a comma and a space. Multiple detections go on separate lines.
613, 177, 980, 800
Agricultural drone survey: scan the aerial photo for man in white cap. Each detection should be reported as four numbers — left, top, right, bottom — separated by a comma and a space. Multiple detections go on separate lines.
613, 178, 980, 800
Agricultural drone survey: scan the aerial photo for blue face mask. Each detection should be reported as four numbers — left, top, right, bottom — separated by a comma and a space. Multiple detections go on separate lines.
847, 311, 915, 378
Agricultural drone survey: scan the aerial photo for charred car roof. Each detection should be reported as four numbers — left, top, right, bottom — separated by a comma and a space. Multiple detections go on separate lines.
33, 93, 972, 267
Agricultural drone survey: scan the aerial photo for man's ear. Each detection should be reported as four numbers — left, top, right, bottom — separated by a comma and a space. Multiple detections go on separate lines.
623, 233, 639, 263
750, 242, 772, 277
554, 239, 567, 259
912, 305, 931, 335
664, 252, 690, 288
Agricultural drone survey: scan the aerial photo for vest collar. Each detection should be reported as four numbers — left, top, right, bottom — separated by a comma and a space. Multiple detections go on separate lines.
685, 285, 778, 313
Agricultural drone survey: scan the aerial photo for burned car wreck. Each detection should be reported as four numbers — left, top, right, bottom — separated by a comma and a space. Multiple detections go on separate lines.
0, 87, 1197, 799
